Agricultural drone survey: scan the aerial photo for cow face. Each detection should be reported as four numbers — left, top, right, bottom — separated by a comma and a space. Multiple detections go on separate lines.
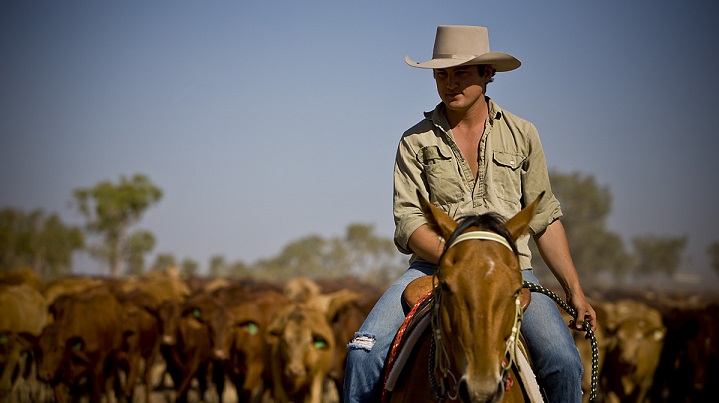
35, 324, 89, 384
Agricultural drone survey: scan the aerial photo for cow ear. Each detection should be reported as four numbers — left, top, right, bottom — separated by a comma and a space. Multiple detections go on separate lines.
417, 190, 457, 241
267, 307, 288, 338
326, 289, 360, 322
505, 192, 544, 241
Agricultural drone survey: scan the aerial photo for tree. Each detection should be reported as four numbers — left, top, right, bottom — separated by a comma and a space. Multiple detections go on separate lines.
181, 258, 199, 277
631, 235, 687, 277
209, 255, 226, 277
343, 223, 404, 279
0, 208, 84, 277
151, 253, 177, 272
126, 230, 156, 276
709, 242, 719, 278
73, 174, 162, 277
255, 235, 335, 279
252, 223, 404, 284
530, 170, 630, 284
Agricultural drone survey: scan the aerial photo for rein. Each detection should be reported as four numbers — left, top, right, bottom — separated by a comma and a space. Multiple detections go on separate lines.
430, 230, 522, 401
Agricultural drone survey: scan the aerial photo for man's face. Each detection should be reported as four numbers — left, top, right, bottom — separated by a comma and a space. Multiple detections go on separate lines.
434, 65, 487, 113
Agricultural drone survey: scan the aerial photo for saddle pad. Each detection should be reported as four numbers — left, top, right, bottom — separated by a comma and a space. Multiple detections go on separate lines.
383, 290, 433, 393
515, 340, 545, 402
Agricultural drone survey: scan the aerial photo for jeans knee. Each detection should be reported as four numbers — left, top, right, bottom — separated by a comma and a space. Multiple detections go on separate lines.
552, 345, 583, 380
347, 332, 376, 352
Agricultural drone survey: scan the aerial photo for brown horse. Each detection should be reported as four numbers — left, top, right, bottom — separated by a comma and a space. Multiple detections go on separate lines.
385, 191, 544, 403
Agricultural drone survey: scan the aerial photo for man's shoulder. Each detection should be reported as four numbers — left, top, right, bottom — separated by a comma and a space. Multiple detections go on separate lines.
401, 104, 445, 139
490, 100, 532, 127
402, 118, 435, 138
491, 103, 537, 140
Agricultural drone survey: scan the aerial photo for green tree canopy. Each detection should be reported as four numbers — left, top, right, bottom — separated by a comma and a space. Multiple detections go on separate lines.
126, 230, 156, 276
73, 173, 162, 277
631, 235, 687, 277
251, 223, 404, 284
0, 208, 84, 278
709, 242, 719, 279
531, 170, 630, 283
151, 253, 177, 272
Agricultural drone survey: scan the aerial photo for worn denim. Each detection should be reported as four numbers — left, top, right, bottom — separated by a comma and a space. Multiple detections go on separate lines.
343, 267, 583, 403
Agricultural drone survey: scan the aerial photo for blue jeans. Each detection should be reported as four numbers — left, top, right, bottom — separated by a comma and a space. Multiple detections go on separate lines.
343, 265, 583, 403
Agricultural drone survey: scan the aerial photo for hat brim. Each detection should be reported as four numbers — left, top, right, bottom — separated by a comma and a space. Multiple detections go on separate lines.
405, 52, 521, 72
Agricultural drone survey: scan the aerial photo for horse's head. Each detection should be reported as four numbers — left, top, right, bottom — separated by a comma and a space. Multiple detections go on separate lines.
418, 191, 543, 402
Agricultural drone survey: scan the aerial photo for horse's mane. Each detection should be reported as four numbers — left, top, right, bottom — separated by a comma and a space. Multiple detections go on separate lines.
443, 212, 519, 256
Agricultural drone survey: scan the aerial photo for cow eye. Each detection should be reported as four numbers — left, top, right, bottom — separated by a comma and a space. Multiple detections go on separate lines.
193, 308, 201, 318
0, 335, 8, 344
312, 337, 328, 350
244, 322, 259, 335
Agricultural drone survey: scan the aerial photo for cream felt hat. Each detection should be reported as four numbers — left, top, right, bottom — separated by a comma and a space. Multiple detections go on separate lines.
405, 25, 521, 71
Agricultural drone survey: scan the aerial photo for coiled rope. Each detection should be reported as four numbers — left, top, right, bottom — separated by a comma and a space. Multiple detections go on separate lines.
522, 281, 599, 402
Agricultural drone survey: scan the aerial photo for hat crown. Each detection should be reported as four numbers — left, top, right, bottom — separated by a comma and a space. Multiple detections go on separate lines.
405, 25, 520, 71
433, 25, 490, 58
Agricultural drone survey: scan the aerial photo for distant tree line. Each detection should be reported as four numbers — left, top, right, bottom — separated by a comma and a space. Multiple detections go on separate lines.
2, 171, 718, 286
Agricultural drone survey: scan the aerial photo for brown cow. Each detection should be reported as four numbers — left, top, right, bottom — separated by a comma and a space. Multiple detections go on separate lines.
316, 277, 380, 399
117, 267, 191, 306
0, 283, 48, 398
181, 283, 289, 402
601, 299, 666, 403
33, 286, 126, 403
157, 297, 222, 403
268, 285, 360, 403
113, 287, 162, 403
223, 288, 289, 402
651, 301, 719, 401
41, 275, 105, 306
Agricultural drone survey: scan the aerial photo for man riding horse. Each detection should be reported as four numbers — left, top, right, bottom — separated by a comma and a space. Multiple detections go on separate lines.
344, 25, 597, 403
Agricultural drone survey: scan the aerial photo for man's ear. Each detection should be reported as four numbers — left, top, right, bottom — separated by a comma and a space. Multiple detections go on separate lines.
505, 192, 544, 241
417, 190, 457, 241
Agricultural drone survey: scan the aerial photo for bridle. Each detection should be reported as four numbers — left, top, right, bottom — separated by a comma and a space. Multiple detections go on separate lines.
430, 230, 523, 401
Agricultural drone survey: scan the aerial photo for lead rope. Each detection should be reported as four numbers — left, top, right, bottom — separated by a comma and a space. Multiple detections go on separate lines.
522, 281, 599, 402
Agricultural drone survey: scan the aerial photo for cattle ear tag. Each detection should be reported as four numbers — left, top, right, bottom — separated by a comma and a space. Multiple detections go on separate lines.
247, 323, 259, 335
193, 308, 201, 318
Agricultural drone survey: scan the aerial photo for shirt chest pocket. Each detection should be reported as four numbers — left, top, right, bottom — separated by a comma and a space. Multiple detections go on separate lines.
418, 146, 464, 206
491, 151, 526, 205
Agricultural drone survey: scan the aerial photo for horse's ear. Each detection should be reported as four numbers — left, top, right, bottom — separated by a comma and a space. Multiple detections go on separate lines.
505, 192, 544, 241
417, 190, 457, 241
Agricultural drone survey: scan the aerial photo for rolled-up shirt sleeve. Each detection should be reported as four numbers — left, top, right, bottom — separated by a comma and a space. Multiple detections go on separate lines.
393, 129, 428, 255
521, 122, 563, 235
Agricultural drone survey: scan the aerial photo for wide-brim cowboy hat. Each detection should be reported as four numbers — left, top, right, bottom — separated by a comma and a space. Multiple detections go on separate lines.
405, 25, 521, 72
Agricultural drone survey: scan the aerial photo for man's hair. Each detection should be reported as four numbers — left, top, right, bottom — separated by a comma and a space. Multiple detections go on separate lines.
432, 64, 497, 84
477, 64, 496, 83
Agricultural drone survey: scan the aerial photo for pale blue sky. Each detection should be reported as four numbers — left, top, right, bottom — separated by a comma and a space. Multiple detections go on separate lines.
2, 1, 718, 282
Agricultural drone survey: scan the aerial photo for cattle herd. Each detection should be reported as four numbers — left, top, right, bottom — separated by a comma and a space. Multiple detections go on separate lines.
1, 267, 717, 402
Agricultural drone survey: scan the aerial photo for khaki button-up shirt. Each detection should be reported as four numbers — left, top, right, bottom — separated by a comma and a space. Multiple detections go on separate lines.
393, 99, 563, 269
